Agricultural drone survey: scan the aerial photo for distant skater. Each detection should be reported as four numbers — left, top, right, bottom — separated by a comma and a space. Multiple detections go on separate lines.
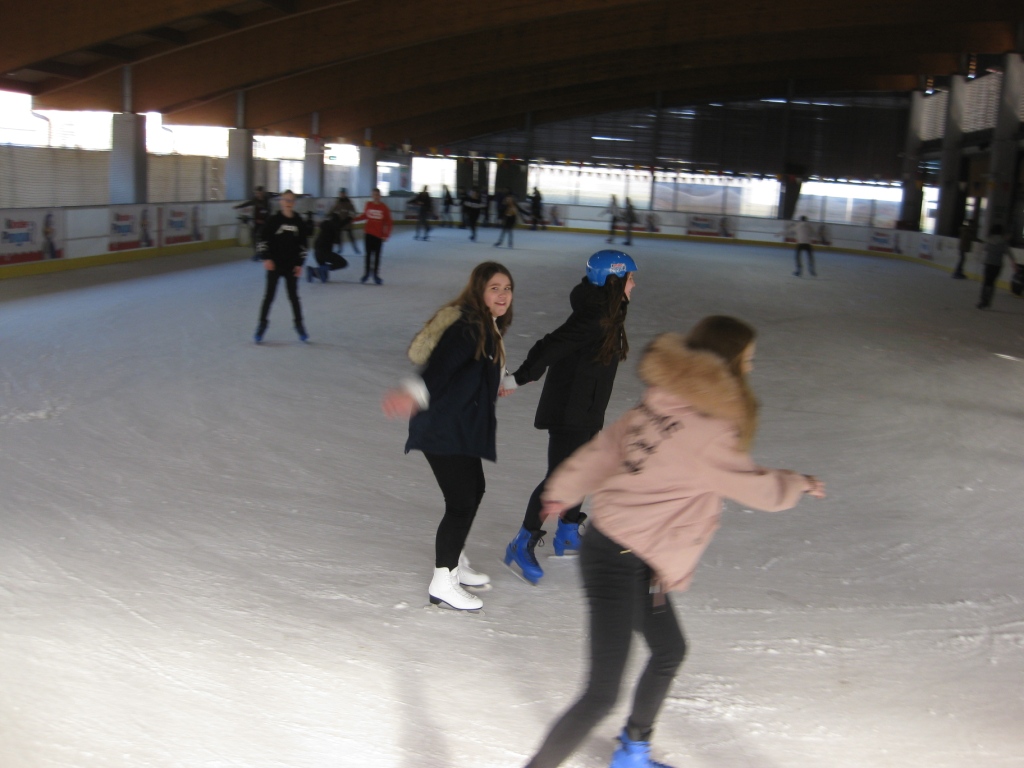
793, 215, 816, 276
413, 186, 433, 241
382, 262, 516, 611
330, 188, 361, 255
976, 224, 1019, 309
464, 188, 485, 241
523, 316, 826, 768
502, 250, 638, 585
602, 194, 621, 244
254, 190, 310, 343
494, 194, 519, 248
354, 188, 393, 285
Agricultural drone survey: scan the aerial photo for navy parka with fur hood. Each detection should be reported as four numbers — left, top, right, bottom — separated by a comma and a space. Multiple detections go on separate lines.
511, 278, 625, 432
405, 307, 503, 461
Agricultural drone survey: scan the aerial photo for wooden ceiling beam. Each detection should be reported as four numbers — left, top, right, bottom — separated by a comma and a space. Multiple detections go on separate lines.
1, 1, 241, 73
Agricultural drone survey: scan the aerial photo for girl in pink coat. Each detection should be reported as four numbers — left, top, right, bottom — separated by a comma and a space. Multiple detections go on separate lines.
524, 316, 825, 768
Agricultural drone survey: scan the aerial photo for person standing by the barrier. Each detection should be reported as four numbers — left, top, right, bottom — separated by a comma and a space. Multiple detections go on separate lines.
354, 188, 393, 285
976, 224, 1019, 309
602, 195, 621, 244
793, 215, 816, 277
331, 188, 361, 255
235, 186, 272, 261
464, 187, 485, 241
529, 187, 545, 231
441, 186, 455, 228
413, 186, 433, 241
623, 197, 637, 246
494, 193, 519, 248
254, 190, 310, 343
953, 219, 976, 279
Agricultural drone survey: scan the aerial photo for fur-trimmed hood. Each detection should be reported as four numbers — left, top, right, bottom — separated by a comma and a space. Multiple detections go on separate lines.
408, 306, 463, 365
637, 333, 746, 426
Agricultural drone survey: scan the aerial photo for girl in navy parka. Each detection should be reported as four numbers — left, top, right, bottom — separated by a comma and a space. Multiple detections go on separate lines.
382, 261, 515, 611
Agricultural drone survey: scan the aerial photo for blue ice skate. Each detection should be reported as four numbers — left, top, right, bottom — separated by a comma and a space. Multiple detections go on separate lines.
295, 324, 309, 343
552, 513, 587, 557
504, 527, 545, 584
254, 321, 267, 343
609, 729, 675, 768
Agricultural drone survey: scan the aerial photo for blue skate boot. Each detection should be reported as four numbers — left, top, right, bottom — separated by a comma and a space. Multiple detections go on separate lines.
504, 527, 545, 584
552, 513, 587, 556
609, 728, 675, 768
254, 320, 268, 343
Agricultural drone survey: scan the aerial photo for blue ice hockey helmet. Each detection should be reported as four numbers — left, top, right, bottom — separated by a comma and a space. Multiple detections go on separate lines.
585, 250, 638, 287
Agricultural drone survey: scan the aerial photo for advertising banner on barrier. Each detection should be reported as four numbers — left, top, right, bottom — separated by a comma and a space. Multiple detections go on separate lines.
163, 205, 205, 245
109, 205, 157, 251
0, 208, 65, 264
687, 214, 734, 237
867, 229, 898, 253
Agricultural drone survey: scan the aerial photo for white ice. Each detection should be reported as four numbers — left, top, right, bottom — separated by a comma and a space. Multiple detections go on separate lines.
1, 230, 1023, 768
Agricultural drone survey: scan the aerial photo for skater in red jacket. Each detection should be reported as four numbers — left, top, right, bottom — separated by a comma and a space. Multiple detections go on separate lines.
353, 188, 393, 285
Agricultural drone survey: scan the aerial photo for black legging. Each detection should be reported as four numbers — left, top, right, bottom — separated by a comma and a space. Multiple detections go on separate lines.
364, 234, 383, 278
495, 216, 516, 246
522, 428, 595, 531
526, 526, 687, 768
794, 243, 815, 274
258, 270, 302, 325
979, 263, 1002, 307
424, 453, 485, 570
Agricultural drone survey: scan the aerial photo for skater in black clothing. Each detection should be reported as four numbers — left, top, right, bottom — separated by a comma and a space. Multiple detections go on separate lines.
623, 197, 637, 245
234, 186, 272, 260
441, 185, 455, 227
502, 250, 638, 584
413, 186, 433, 240
494, 194, 519, 248
464, 188, 486, 241
976, 224, 1019, 309
254, 190, 310, 343
307, 213, 349, 283
529, 187, 545, 230
330, 188, 361, 255
382, 261, 516, 611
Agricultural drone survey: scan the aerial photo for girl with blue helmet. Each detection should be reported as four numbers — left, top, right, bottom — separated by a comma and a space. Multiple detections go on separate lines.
502, 250, 638, 583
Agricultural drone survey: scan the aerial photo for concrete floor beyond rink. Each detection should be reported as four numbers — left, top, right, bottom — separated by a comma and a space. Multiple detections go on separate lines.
1, 226, 1022, 768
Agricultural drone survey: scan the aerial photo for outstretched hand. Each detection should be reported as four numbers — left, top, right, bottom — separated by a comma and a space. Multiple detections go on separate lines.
382, 389, 419, 419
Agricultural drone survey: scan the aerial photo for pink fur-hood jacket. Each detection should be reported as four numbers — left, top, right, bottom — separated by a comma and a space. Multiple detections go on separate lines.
543, 333, 812, 593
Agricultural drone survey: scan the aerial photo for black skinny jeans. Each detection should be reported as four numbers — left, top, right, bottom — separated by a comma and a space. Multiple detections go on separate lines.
794, 243, 815, 274
364, 234, 383, 277
979, 263, 1002, 306
526, 526, 687, 768
495, 216, 516, 246
259, 270, 303, 326
424, 453, 486, 570
522, 428, 596, 531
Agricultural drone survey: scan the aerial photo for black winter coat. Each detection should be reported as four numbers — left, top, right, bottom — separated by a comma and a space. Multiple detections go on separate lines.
406, 315, 503, 461
258, 212, 310, 272
512, 278, 625, 431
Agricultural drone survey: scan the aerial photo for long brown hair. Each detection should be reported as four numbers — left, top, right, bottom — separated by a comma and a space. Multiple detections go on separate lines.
595, 273, 630, 365
684, 315, 759, 450
447, 261, 514, 367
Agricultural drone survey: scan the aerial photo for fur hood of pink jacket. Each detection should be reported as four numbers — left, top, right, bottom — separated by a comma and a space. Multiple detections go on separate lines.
543, 333, 811, 593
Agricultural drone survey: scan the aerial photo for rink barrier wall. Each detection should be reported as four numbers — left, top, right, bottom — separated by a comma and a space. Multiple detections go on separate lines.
3, 197, 1020, 292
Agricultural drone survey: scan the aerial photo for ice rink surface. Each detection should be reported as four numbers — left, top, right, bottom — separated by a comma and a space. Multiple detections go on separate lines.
2, 228, 1023, 768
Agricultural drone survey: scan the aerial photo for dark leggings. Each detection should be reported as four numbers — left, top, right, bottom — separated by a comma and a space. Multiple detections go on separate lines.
794, 243, 815, 274
495, 216, 516, 246
522, 429, 596, 531
258, 270, 302, 325
979, 263, 1002, 306
424, 453, 485, 570
364, 234, 383, 277
526, 526, 687, 768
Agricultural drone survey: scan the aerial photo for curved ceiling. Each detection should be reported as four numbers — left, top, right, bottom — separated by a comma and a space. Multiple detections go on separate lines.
4, 1, 1022, 147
